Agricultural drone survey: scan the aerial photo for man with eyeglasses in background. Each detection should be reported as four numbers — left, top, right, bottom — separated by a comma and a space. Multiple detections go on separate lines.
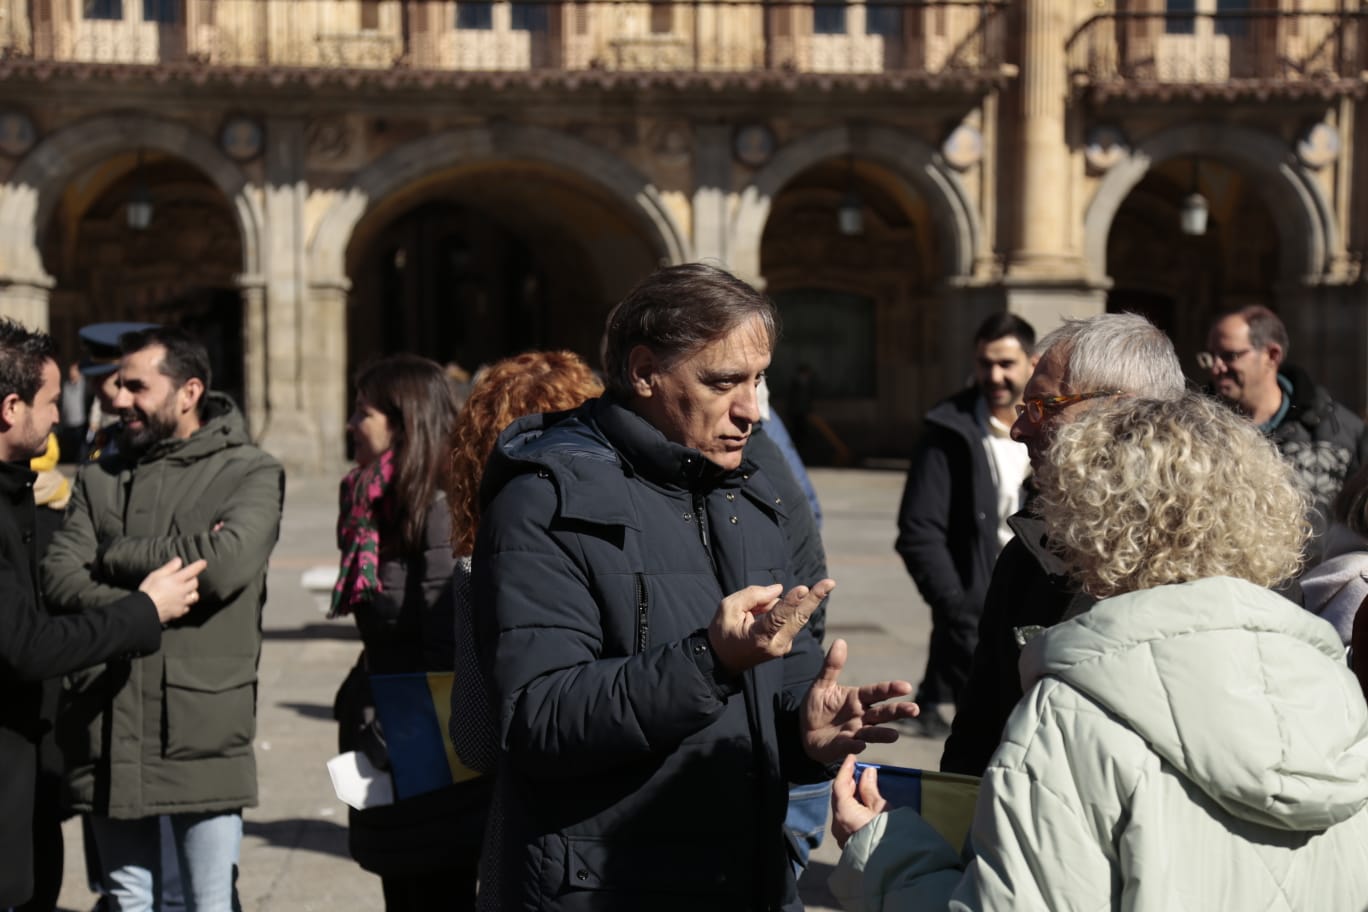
1203, 305, 1368, 568
939, 312, 1186, 777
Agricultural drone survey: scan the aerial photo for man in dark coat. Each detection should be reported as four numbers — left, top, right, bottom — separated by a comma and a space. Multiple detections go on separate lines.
894, 313, 1034, 737
0, 318, 203, 908
1204, 305, 1368, 567
940, 313, 1185, 777
472, 263, 917, 911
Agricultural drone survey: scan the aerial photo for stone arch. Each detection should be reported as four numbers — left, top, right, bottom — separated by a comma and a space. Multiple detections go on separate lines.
0, 112, 262, 284
1084, 123, 1335, 284
308, 123, 690, 284
730, 124, 981, 283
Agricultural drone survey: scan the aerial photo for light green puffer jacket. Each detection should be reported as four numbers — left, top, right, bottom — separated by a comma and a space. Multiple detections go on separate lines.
42, 394, 284, 818
832, 576, 1368, 911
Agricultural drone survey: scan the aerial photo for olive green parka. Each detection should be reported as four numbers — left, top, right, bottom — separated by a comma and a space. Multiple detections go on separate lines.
41, 393, 284, 818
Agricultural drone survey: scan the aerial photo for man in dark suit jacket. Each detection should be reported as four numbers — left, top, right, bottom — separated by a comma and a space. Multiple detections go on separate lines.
0, 317, 203, 908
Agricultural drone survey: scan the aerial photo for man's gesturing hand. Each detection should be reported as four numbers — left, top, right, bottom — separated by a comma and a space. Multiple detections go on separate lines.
707, 578, 836, 675
802, 638, 919, 766
138, 557, 208, 625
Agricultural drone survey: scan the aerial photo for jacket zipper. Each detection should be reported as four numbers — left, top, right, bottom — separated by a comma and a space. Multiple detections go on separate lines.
634, 572, 650, 653
692, 492, 719, 576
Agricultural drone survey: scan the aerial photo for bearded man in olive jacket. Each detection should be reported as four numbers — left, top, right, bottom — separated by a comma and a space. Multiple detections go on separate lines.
42, 327, 284, 911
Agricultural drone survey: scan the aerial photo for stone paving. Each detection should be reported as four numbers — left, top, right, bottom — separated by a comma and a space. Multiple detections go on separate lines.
57, 466, 941, 912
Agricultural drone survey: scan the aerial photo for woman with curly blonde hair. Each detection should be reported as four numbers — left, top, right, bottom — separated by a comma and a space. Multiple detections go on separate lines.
830, 392, 1368, 911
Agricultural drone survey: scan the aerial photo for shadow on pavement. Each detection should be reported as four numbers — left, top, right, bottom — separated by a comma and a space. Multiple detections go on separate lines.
262, 623, 359, 641
276, 701, 336, 721
244, 818, 352, 859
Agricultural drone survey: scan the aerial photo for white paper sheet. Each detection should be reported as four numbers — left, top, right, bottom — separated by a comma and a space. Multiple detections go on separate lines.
326, 750, 395, 810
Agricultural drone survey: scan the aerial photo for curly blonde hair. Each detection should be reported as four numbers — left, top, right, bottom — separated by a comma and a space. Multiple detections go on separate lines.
446, 351, 603, 556
1036, 393, 1309, 598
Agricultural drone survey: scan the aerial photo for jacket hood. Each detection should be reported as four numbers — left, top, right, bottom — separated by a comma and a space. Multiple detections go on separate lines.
1022, 576, 1368, 831
135, 392, 252, 465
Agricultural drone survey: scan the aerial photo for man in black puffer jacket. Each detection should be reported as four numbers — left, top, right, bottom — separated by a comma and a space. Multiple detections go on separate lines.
472, 264, 917, 912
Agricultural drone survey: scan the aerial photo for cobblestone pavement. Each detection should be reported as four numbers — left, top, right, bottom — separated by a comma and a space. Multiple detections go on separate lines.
58, 466, 941, 912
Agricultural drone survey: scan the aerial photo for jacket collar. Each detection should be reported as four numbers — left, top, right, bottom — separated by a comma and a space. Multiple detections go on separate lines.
0, 458, 37, 503
126, 392, 247, 466
486, 398, 768, 530
593, 397, 749, 491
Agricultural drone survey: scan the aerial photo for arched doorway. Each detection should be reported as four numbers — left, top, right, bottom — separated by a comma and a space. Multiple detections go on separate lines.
345, 160, 663, 380
760, 157, 940, 461
42, 151, 246, 406
1105, 155, 1279, 383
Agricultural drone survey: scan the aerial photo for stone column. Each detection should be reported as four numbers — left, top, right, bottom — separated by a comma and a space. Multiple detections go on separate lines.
1012, 0, 1075, 275
254, 116, 324, 471
238, 275, 267, 440
0, 275, 54, 331
304, 279, 350, 476
1000, 0, 1105, 328
692, 123, 731, 267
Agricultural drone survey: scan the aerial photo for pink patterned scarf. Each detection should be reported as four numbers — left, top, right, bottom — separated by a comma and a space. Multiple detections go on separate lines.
330, 449, 395, 618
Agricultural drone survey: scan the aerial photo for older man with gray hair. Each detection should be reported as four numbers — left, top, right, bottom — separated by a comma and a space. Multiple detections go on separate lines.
940, 312, 1186, 777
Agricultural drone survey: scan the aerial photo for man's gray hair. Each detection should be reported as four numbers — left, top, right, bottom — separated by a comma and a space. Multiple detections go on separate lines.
1036, 312, 1185, 399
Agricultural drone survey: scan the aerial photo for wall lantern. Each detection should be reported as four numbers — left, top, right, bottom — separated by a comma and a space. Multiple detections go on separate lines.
1179, 159, 1208, 237
837, 156, 864, 237
127, 149, 154, 231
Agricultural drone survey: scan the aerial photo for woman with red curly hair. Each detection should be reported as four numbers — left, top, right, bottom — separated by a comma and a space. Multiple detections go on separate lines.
443, 351, 603, 909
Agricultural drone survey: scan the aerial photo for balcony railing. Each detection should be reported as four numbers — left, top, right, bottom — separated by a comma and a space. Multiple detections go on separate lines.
0, 0, 1010, 88
1067, 10, 1367, 100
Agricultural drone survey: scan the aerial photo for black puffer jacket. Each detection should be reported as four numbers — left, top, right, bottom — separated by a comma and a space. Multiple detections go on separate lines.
1268, 366, 1368, 566
473, 398, 827, 912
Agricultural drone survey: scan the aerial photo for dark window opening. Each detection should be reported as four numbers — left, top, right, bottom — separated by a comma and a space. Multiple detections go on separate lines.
813, 3, 847, 35
84, 0, 122, 20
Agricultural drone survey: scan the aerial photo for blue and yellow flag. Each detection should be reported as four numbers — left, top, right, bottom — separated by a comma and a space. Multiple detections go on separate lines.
854, 762, 980, 851
369, 671, 483, 800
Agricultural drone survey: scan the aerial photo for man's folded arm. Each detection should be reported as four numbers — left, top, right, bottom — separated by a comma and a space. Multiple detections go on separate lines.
94, 459, 284, 601
41, 471, 138, 613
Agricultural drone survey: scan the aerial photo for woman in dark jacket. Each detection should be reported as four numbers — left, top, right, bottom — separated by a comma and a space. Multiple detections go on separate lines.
331, 354, 483, 911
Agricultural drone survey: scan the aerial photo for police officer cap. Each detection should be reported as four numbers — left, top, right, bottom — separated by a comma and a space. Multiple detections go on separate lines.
78, 321, 159, 377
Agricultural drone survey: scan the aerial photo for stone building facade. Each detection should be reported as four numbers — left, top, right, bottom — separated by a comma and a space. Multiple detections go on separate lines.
0, 0, 1362, 470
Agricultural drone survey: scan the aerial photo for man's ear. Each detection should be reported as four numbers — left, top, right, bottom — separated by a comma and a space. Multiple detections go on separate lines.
0, 392, 20, 430
1265, 342, 1284, 367
178, 377, 205, 415
626, 345, 657, 399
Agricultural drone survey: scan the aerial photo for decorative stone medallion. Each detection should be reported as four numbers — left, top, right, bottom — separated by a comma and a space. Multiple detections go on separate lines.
1296, 123, 1340, 171
220, 116, 264, 162
733, 123, 776, 168
0, 110, 37, 158
1083, 125, 1128, 173
307, 117, 353, 163
941, 124, 983, 171
651, 121, 691, 168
